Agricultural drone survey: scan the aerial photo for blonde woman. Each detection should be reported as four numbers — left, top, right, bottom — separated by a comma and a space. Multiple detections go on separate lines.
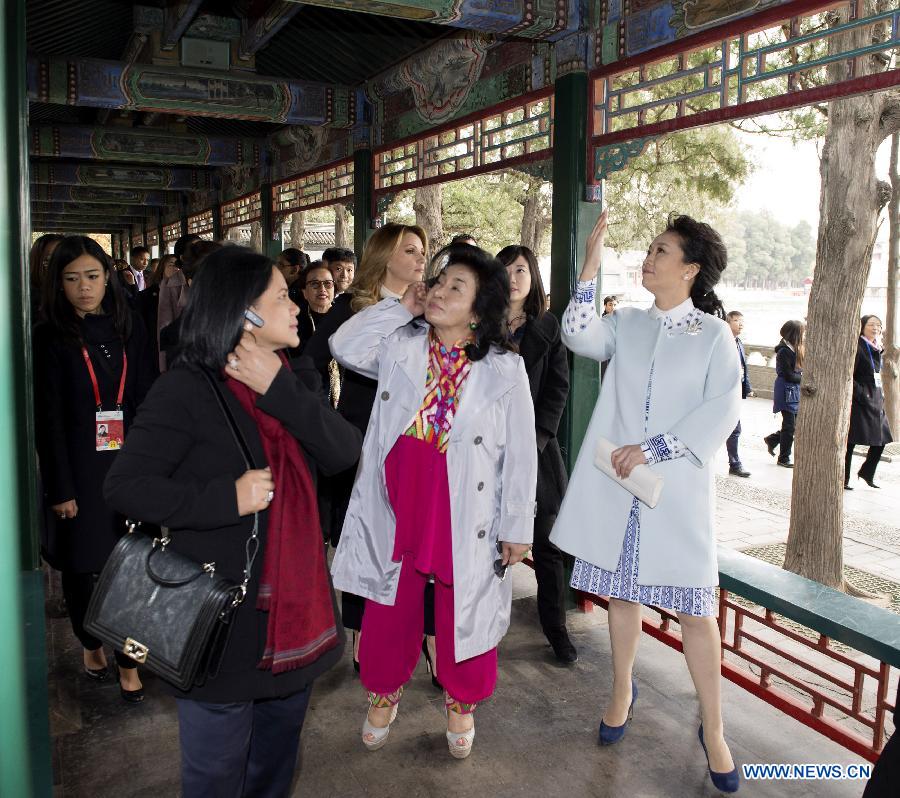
305, 223, 428, 669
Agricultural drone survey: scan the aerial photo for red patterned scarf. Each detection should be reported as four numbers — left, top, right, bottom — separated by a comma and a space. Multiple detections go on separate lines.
225, 363, 338, 674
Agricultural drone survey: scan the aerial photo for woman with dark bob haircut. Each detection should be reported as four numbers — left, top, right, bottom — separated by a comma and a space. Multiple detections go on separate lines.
329, 244, 537, 760
33, 235, 155, 701
551, 211, 743, 793
104, 246, 362, 795
496, 244, 575, 664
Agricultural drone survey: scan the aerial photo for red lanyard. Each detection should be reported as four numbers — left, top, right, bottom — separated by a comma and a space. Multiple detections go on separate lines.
81, 347, 128, 410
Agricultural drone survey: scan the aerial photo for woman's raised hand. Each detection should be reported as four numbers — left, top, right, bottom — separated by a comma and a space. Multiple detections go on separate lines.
235, 467, 275, 516
400, 281, 427, 316
579, 208, 609, 283
225, 330, 282, 395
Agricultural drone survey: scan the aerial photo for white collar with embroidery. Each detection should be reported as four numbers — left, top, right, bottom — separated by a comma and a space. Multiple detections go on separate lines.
380, 284, 402, 300
648, 297, 704, 336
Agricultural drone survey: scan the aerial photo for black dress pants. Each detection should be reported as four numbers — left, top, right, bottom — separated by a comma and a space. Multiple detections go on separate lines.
845, 442, 886, 485
766, 410, 797, 462
864, 724, 899, 798
60, 571, 136, 669
177, 686, 312, 798
532, 514, 567, 636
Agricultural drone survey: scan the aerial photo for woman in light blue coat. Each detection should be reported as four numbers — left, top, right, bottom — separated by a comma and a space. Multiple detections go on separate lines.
550, 211, 742, 794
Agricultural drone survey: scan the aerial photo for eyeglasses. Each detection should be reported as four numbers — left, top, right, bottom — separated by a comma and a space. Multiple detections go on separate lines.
307, 280, 334, 290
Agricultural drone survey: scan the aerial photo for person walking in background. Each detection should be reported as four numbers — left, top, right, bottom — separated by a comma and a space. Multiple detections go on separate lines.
277, 247, 309, 305
29, 233, 65, 322
552, 210, 742, 794
726, 310, 753, 478
602, 295, 618, 316
104, 247, 361, 796
496, 244, 576, 664
764, 320, 805, 469
322, 247, 357, 295
33, 236, 156, 703
329, 245, 536, 759
845, 314, 893, 490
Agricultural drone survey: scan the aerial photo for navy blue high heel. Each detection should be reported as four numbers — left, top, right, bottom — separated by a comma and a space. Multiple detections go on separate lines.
598, 680, 637, 746
698, 725, 740, 793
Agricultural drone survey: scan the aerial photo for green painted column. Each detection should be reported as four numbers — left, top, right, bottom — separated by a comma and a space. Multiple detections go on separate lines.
353, 147, 374, 255
0, 1, 50, 795
157, 213, 165, 255
260, 183, 282, 259
549, 70, 602, 473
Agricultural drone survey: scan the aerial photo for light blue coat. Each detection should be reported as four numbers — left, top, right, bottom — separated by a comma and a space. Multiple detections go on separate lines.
328, 298, 537, 661
549, 305, 741, 588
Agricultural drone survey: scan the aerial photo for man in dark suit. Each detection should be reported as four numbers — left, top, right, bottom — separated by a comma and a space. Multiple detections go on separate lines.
726, 310, 753, 477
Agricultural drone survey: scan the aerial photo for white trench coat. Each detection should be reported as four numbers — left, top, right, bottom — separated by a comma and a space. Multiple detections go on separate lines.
329, 299, 537, 662
550, 305, 741, 588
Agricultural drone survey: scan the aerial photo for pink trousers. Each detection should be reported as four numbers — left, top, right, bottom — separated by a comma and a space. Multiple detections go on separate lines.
359, 557, 497, 707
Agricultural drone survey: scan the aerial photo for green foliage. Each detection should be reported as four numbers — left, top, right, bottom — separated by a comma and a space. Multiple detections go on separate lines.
719, 209, 816, 287
604, 125, 751, 251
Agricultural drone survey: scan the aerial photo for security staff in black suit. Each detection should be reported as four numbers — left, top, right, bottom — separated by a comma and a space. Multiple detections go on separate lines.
725, 310, 753, 477
498, 245, 576, 663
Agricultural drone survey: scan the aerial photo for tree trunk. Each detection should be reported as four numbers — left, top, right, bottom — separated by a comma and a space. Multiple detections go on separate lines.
783, 3, 896, 588
414, 184, 443, 257
521, 190, 539, 251
884, 133, 900, 435
334, 204, 351, 250
250, 221, 262, 253
289, 211, 306, 250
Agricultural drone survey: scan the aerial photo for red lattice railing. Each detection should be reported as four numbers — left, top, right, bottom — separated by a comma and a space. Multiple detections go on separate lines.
273, 159, 354, 215
221, 191, 262, 230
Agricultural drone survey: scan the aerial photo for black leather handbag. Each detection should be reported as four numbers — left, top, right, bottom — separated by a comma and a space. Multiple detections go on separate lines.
85, 370, 260, 691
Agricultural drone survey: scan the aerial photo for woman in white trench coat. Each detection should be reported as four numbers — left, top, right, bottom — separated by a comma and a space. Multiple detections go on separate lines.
550, 211, 742, 794
329, 245, 537, 759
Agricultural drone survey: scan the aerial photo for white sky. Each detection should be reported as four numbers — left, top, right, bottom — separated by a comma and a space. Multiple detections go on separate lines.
734, 122, 894, 241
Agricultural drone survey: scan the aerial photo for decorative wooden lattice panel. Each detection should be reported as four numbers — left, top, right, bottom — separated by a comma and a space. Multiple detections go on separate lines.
221, 191, 261, 230
273, 159, 354, 215
591, 0, 900, 180
187, 209, 214, 236
130, 233, 144, 249
146, 229, 159, 248
374, 90, 554, 193
162, 220, 182, 243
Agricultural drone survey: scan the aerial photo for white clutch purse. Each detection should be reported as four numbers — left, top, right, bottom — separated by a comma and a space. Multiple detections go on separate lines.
593, 437, 664, 509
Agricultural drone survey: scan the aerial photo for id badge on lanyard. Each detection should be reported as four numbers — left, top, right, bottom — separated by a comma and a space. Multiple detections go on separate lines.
82, 347, 127, 451
874, 371, 883, 390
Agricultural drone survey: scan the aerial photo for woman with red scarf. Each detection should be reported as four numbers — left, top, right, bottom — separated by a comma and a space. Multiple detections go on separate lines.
104, 247, 362, 797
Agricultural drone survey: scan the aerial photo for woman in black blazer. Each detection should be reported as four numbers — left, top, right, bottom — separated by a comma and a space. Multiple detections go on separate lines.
104, 248, 362, 796
497, 245, 575, 663
846, 314, 893, 489
33, 236, 156, 700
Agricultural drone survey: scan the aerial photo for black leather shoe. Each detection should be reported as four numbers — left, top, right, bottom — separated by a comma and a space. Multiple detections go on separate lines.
777, 459, 794, 469
120, 684, 145, 704
729, 466, 751, 478
858, 473, 880, 488
547, 630, 578, 664
764, 436, 778, 457
83, 665, 109, 682
844, 483, 853, 491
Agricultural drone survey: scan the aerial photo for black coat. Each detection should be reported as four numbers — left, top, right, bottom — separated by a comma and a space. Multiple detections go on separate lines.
848, 338, 893, 446
33, 313, 156, 572
518, 313, 570, 518
103, 359, 363, 702
305, 292, 378, 434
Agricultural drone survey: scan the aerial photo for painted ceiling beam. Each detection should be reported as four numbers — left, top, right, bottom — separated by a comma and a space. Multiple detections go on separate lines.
161, 0, 204, 51
30, 185, 171, 206
31, 202, 160, 217
29, 162, 212, 191
27, 55, 356, 127
29, 125, 261, 166
239, 1, 304, 59
282, 0, 582, 41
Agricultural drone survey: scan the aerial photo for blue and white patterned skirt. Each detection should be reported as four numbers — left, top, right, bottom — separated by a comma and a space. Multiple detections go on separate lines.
570, 497, 716, 617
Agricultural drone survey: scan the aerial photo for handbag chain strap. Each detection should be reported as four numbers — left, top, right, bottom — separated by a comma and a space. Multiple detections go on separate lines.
200, 368, 261, 608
